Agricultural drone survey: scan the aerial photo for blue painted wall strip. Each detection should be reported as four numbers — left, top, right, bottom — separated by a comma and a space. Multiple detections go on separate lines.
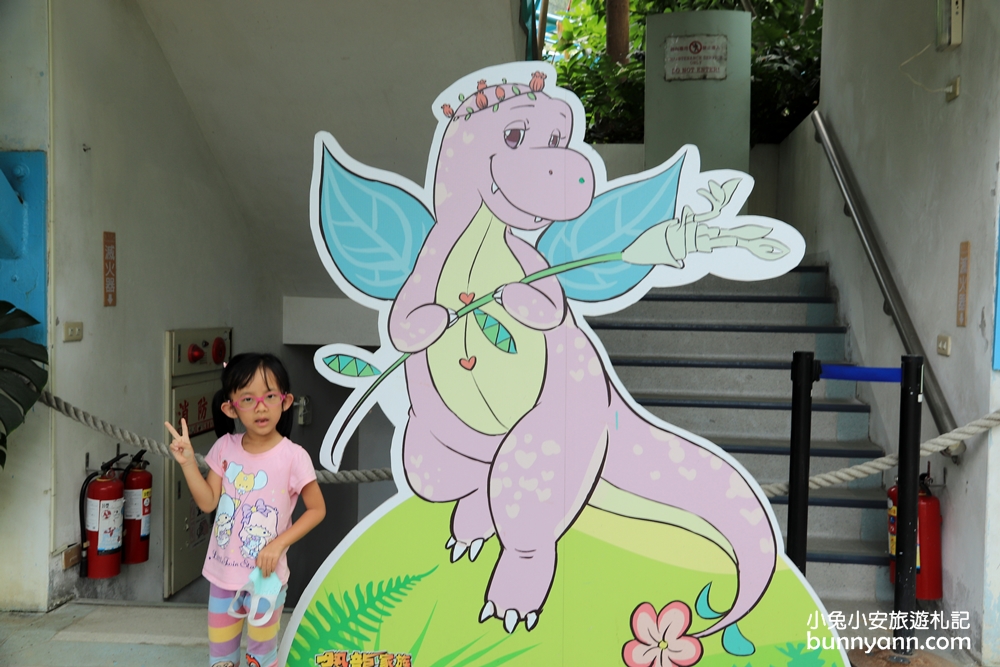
0, 152, 47, 346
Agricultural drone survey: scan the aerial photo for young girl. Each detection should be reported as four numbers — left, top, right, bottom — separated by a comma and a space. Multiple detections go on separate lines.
167, 352, 326, 667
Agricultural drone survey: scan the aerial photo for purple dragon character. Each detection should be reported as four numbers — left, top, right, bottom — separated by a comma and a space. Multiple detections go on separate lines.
310, 62, 804, 651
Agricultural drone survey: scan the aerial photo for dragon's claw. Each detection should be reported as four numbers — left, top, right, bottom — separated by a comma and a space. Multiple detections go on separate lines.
469, 538, 485, 562
479, 600, 496, 623
450, 540, 468, 562
446, 535, 488, 563
503, 609, 520, 634
480, 605, 538, 633
493, 285, 504, 307
446, 308, 458, 327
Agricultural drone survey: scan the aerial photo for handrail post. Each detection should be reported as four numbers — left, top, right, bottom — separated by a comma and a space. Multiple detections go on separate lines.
893, 355, 923, 655
787, 351, 818, 574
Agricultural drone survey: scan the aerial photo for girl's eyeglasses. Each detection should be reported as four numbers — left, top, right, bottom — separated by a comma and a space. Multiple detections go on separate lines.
227, 392, 287, 411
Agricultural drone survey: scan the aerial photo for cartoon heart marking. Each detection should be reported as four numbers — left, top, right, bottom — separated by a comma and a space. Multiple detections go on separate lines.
514, 450, 537, 469
459, 356, 476, 370
459, 292, 475, 305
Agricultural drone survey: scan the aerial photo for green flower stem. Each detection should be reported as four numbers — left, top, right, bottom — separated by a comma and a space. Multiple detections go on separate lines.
455, 251, 623, 318
332, 250, 627, 445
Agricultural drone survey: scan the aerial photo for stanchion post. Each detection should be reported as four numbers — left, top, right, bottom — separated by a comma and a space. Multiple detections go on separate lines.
893, 355, 923, 654
787, 351, 818, 574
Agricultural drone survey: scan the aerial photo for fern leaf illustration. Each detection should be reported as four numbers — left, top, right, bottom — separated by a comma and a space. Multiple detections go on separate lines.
292, 567, 438, 657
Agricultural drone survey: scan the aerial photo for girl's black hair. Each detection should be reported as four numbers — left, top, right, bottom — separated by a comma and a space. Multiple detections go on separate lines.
212, 352, 293, 438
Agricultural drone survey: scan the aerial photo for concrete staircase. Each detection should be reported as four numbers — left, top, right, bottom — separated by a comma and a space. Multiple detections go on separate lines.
588, 265, 892, 603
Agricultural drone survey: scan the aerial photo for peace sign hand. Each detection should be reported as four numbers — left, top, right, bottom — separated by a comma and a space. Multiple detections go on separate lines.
165, 419, 196, 468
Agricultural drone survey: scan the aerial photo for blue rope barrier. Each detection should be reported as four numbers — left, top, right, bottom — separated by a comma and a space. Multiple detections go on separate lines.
819, 364, 902, 383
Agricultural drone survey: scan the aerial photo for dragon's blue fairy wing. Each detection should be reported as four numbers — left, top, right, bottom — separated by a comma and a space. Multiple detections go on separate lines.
318, 148, 434, 300
537, 155, 684, 302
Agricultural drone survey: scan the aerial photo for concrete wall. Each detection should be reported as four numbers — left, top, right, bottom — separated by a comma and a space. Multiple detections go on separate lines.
0, 0, 52, 613
44, 0, 284, 605
776, 1, 1000, 659
645, 11, 751, 173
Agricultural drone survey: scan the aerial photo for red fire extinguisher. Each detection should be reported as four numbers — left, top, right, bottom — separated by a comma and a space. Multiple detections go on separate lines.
887, 472, 942, 600
122, 450, 152, 564
79, 453, 128, 579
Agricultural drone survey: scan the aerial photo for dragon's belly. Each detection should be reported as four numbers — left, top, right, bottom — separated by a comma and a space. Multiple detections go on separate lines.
427, 205, 545, 435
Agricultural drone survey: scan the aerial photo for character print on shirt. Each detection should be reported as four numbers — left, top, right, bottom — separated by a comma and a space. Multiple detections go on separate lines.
225, 462, 268, 508
215, 493, 237, 548
238, 499, 279, 560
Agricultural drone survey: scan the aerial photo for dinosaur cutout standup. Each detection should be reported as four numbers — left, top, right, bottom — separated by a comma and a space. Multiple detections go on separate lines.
285, 62, 848, 667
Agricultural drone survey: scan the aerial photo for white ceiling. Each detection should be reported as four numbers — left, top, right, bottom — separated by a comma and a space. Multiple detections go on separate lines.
137, 0, 525, 297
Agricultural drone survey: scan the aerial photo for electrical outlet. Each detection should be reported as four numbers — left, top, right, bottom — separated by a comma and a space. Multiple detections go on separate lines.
296, 396, 312, 426
63, 321, 83, 342
937, 334, 952, 356
946, 76, 961, 102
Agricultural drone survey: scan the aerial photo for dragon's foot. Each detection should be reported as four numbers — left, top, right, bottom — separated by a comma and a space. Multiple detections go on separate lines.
444, 535, 491, 563
478, 547, 554, 633
479, 601, 539, 633
446, 489, 495, 564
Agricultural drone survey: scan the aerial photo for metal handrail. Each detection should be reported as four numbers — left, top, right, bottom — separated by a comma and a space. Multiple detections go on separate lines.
810, 110, 962, 456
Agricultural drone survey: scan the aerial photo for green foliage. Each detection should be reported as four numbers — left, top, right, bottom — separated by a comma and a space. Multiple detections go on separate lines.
777, 642, 832, 667
0, 302, 48, 471
290, 567, 437, 661
290, 571, 538, 667
548, 0, 822, 145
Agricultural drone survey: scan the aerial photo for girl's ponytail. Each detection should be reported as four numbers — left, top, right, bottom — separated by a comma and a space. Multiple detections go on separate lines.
212, 388, 236, 437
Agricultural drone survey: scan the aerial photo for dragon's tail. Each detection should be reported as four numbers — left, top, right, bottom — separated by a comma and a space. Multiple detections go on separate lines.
598, 390, 777, 650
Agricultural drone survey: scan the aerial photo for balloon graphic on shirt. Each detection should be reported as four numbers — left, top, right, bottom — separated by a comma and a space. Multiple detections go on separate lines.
239, 499, 279, 560
225, 463, 268, 510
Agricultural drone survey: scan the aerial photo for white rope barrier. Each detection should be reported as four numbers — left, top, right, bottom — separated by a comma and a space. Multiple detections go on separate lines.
759, 409, 1000, 498
37, 390, 1000, 494
37, 391, 392, 485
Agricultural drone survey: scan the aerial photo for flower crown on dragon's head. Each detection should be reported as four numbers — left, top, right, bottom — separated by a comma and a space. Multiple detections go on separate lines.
440, 72, 548, 122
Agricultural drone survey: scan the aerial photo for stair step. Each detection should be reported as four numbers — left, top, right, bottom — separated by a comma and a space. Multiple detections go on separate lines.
648, 267, 829, 298
594, 329, 847, 362
713, 437, 882, 459
805, 562, 893, 603
588, 300, 837, 326
768, 487, 886, 509
640, 294, 834, 304
633, 393, 869, 412
644, 403, 868, 440
771, 503, 884, 540
805, 537, 889, 566
591, 321, 847, 334
609, 356, 792, 369
613, 364, 852, 399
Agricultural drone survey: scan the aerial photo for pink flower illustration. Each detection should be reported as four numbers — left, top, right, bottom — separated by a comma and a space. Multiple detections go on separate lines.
623, 601, 703, 667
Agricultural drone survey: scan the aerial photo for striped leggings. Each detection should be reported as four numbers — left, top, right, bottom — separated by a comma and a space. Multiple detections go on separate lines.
208, 582, 286, 667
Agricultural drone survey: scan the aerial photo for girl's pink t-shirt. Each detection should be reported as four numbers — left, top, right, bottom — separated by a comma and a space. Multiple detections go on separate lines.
202, 433, 316, 590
